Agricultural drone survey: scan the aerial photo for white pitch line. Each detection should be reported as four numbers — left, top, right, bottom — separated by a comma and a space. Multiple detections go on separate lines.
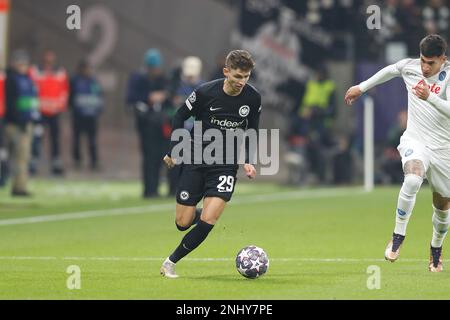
0, 256, 443, 263
0, 203, 174, 226
0, 188, 365, 227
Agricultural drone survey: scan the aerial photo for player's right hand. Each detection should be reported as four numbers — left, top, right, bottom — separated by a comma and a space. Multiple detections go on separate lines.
243, 164, 257, 179
344, 85, 362, 105
163, 155, 176, 169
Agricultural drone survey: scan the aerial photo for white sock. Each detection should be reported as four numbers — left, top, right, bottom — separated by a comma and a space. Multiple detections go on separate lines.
431, 206, 450, 248
394, 174, 423, 236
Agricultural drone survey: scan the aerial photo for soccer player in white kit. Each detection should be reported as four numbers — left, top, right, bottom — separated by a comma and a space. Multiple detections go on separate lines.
345, 34, 450, 272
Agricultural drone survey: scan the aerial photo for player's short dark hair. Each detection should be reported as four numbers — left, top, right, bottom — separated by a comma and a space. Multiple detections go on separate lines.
225, 50, 255, 71
420, 34, 447, 57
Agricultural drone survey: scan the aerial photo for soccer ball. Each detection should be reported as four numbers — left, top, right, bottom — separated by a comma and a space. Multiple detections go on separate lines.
235, 245, 269, 279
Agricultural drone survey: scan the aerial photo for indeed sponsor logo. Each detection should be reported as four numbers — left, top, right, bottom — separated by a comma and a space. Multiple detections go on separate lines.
210, 117, 245, 129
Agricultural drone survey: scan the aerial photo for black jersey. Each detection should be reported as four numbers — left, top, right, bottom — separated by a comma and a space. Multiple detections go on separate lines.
169, 78, 262, 165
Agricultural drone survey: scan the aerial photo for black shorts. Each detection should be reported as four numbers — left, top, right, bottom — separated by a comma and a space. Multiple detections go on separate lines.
176, 164, 239, 206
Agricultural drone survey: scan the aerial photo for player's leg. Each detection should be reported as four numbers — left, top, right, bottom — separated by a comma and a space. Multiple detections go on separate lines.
166, 167, 236, 264
161, 202, 217, 279
394, 159, 425, 235
161, 165, 237, 278
386, 159, 425, 261
160, 204, 196, 278
427, 149, 450, 272
199, 196, 226, 224
173, 165, 204, 231
429, 192, 450, 272
161, 164, 204, 278
167, 197, 226, 267
174, 204, 196, 231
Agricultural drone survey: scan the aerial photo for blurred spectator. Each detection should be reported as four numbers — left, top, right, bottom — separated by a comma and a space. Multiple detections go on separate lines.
165, 56, 205, 195
209, 54, 226, 81
0, 68, 6, 186
0, 69, 4, 117
297, 65, 336, 183
379, 0, 405, 43
332, 134, 354, 185
284, 134, 309, 185
29, 49, 69, 176
126, 48, 168, 198
355, 0, 399, 61
380, 109, 408, 184
354, 0, 423, 60
171, 56, 204, 131
4, 50, 39, 196
397, 0, 424, 56
422, 0, 450, 38
69, 60, 104, 171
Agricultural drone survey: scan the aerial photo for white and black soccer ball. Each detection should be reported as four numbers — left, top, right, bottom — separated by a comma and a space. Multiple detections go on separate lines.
235, 245, 269, 279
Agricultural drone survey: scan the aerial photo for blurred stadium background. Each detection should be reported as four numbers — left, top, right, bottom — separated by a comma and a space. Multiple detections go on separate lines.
4, 0, 442, 184
1, 0, 450, 299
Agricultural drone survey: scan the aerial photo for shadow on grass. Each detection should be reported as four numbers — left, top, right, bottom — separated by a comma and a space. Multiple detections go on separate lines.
181, 272, 320, 284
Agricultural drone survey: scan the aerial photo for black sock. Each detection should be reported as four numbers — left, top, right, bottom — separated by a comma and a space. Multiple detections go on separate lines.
176, 223, 190, 231
192, 208, 202, 225
169, 220, 214, 263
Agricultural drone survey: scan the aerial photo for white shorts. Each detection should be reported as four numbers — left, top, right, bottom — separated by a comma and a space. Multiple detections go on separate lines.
398, 136, 450, 198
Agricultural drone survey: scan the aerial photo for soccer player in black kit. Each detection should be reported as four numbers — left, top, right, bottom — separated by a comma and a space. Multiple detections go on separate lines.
160, 50, 262, 278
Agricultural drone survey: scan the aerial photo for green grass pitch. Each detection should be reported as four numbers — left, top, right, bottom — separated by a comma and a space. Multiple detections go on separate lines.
0, 179, 449, 299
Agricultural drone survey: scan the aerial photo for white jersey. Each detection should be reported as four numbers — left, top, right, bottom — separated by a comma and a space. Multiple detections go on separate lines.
359, 58, 450, 150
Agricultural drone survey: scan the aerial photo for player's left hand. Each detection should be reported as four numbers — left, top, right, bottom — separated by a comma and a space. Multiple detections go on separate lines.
244, 164, 256, 179
163, 155, 176, 169
413, 81, 430, 100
